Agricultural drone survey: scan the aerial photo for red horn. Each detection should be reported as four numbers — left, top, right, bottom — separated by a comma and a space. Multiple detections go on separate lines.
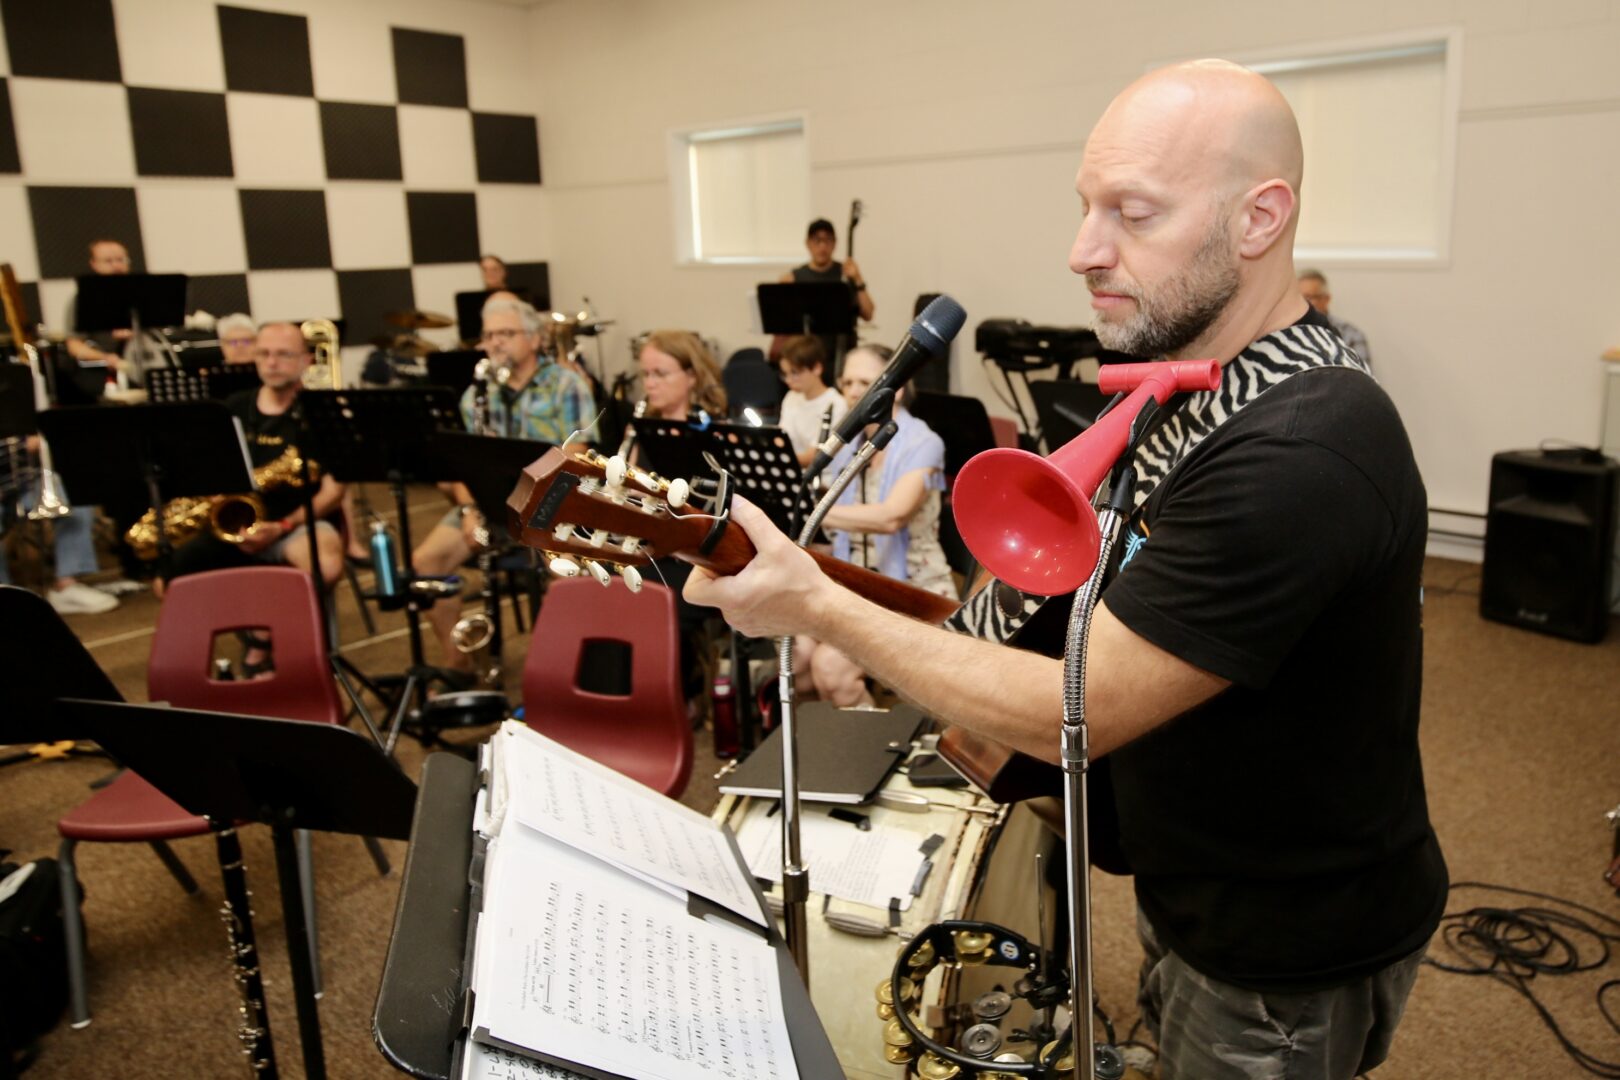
952, 359, 1220, 596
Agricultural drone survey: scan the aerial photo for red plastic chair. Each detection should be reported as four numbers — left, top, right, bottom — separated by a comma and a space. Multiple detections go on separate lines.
56, 566, 384, 1027
989, 415, 1020, 449
521, 578, 692, 797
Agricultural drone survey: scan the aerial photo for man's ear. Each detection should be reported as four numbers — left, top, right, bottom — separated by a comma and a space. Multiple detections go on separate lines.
1238, 179, 1296, 259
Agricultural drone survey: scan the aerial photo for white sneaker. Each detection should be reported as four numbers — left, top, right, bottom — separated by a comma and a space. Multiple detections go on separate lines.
47, 581, 119, 615
95, 577, 144, 597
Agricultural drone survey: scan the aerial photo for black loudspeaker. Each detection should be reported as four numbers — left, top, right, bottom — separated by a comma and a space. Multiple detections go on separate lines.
1480, 448, 1620, 642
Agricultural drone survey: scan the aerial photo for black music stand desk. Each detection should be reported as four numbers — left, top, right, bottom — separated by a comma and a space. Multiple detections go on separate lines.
756, 282, 856, 339
72, 273, 188, 333
38, 402, 254, 566
374, 753, 842, 1080
50, 697, 418, 1080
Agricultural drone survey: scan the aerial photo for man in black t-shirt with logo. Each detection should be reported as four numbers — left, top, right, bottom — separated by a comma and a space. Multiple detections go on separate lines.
163, 322, 346, 589
684, 60, 1445, 1080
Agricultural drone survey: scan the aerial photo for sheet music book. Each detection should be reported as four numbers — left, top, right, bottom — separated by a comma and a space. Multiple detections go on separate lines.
466, 723, 801, 1080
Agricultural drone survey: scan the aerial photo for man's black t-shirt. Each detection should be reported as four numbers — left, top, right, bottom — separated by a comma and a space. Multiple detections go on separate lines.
224, 388, 306, 521
1096, 350, 1446, 992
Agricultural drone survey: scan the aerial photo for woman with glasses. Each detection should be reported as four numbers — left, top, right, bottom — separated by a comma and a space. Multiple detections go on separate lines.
794, 343, 953, 707
637, 330, 727, 426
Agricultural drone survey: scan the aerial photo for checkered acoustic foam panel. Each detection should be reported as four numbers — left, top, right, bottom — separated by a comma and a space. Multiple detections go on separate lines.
0, 0, 547, 353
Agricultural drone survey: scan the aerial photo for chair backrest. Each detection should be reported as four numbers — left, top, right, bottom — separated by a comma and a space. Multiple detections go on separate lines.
989, 415, 1020, 450
521, 578, 691, 798
909, 391, 997, 479
723, 347, 785, 417
148, 567, 345, 727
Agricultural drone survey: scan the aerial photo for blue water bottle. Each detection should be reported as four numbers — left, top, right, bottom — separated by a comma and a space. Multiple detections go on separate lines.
370, 520, 401, 599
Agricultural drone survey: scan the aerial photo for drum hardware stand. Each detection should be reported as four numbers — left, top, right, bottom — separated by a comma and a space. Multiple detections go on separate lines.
777, 407, 900, 986
1059, 400, 1159, 1080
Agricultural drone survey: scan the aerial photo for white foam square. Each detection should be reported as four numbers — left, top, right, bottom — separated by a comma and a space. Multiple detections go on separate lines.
116, 0, 226, 92
476, 185, 549, 261
308, 7, 394, 104
0, 184, 39, 280
399, 105, 475, 190
9, 78, 135, 183
227, 93, 324, 187
138, 183, 245, 275
247, 268, 339, 324
326, 184, 410, 270
410, 262, 480, 348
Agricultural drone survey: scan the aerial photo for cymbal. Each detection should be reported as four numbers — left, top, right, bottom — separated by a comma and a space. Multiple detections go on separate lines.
369, 333, 436, 357
385, 309, 453, 330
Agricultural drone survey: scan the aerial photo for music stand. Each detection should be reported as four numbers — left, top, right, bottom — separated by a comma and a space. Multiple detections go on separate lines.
1031, 379, 1111, 453
426, 431, 554, 666
73, 274, 188, 333
0, 364, 35, 438
50, 696, 417, 1080
424, 349, 481, 400
145, 364, 262, 405
299, 389, 464, 749
756, 282, 856, 339
38, 402, 254, 568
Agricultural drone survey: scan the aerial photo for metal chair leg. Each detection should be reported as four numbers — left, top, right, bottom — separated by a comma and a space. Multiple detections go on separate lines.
148, 841, 198, 894
296, 829, 323, 999
362, 835, 391, 877
344, 558, 376, 635
57, 839, 91, 1029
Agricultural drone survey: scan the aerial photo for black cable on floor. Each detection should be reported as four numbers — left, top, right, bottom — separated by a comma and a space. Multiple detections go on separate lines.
1423, 881, 1620, 1077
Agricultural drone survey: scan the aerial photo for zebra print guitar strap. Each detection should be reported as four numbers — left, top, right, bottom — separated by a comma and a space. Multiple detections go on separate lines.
943, 321, 1370, 643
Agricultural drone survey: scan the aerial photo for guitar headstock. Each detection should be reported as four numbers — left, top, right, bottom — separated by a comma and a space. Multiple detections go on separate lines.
506, 446, 716, 591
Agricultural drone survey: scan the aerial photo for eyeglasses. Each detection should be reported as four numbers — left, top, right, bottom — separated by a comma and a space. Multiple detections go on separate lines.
481, 328, 524, 344
641, 368, 684, 382
255, 349, 307, 362
222, 337, 256, 348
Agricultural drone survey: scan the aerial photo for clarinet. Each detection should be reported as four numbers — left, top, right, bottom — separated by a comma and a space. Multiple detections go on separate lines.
616, 398, 647, 460
810, 402, 835, 493
214, 826, 278, 1076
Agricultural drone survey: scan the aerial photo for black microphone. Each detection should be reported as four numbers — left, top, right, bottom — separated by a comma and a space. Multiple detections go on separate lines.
805, 294, 966, 480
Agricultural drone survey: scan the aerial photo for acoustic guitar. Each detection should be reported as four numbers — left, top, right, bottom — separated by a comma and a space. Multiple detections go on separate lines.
507, 446, 1051, 801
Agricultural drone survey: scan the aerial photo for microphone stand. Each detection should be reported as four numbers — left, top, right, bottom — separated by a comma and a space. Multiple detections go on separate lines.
1059, 398, 1159, 1080
777, 398, 899, 987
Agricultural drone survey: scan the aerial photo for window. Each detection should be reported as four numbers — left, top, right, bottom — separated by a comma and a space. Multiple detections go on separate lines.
670, 117, 809, 265
1246, 32, 1462, 264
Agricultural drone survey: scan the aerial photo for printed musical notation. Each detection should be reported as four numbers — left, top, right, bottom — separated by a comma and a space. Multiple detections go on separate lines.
734, 806, 928, 912
464, 1042, 585, 1079
493, 724, 765, 926
472, 824, 798, 1080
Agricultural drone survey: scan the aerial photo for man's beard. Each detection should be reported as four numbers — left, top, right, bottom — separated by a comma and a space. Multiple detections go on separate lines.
1087, 218, 1240, 358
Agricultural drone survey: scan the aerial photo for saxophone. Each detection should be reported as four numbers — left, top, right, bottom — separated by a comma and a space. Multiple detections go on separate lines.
125, 446, 319, 560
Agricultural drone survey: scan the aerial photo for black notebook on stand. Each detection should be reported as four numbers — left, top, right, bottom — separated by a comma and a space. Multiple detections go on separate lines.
720, 703, 926, 805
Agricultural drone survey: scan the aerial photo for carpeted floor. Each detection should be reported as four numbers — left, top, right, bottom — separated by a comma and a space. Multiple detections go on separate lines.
2, 497, 1617, 1079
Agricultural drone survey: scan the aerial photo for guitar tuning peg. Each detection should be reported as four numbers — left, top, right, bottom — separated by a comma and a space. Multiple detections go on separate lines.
667, 478, 690, 509
553, 523, 574, 542
548, 555, 581, 578
583, 559, 612, 587
604, 454, 628, 488
619, 565, 643, 593
620, 537, 642, 556
587, 528, 607, 548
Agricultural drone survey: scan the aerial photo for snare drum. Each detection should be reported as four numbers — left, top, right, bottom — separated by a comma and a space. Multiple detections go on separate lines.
715, 750, 1052, 1078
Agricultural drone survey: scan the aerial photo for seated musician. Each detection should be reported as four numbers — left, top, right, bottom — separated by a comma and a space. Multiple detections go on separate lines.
0, 434, 118, 614
216, 313, 258, 366
794, 343, 952, 706
412, 296, 597, 674
62, 238, 164, 387
775, 335, 848, 468
160, 322, 346, 590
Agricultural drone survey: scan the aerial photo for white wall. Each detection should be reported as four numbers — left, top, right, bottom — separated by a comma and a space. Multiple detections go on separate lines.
525, 0, 1620, 523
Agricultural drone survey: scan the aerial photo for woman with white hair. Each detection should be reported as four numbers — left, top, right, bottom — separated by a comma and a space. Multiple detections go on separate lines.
216, 313, 257, 366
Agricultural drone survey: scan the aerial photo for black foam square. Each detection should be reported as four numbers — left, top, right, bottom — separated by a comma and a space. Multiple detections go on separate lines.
18, 281, 40, 327
187, 273, 252, 318
28, 187, 145, 281
239, 189, 331, 271
319, 101, 402, 181
219, 5, 314, 97
2, 0, 122, 83
504, 262, 550, 310
405, 192, 478, 265
391, 28, 467, 108
0, 80, 19, 174
472, 113, 541, 185
336, 267, 413, 347
128, 88, 234, 178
